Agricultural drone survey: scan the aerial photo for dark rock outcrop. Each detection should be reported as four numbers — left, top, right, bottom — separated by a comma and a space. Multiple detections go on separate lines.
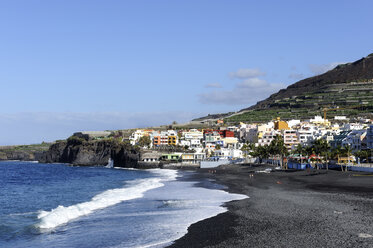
38, 139, 140, 167
0, 150, 35, 161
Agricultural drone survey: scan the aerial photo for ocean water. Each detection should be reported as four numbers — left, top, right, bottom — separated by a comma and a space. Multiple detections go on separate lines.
0, 161, 246, 248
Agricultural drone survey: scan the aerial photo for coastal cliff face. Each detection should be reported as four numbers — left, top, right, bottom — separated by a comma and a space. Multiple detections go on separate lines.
39, 138, 140, 167
0, 146, 46, 161
0, 150, 37, 161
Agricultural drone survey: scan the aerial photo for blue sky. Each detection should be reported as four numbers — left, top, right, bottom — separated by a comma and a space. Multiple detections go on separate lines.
1, 0, 373, 145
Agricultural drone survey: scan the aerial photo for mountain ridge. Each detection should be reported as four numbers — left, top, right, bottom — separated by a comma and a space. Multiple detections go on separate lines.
244, 53, 373, 111
196, 53, 373, 123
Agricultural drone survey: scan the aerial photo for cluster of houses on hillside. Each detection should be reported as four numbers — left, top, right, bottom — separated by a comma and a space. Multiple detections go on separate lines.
126, 115, 373, 164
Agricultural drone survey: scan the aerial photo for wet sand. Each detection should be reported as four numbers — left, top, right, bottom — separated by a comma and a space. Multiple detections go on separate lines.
169, 164, 373, 248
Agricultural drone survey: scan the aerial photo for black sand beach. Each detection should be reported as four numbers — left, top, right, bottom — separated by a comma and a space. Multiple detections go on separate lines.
169, 165, 373, 248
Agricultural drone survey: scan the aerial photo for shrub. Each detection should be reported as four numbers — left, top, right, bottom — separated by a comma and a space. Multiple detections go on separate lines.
67, 136, 85, 146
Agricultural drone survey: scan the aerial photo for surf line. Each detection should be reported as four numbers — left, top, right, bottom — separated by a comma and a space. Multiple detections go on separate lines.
36, 169, 177, 229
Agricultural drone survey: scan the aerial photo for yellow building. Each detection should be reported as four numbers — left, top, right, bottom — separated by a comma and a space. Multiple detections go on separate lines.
274, 117, 289, 130
310, 116, 331, 127
168, 135, 178, 146
257, 123, 273, 139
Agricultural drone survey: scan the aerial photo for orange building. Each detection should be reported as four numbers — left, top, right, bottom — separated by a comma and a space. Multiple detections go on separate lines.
153, 135, 172, 146
217, 119, 224, 124
153, 136, 161, 146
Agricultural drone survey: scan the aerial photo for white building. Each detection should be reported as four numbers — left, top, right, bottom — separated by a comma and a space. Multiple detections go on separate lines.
205, 143, 216, 150
366, 125, 373, 149
190, 139, 202, 148
182, 129, 203, 140
194, 152, 206, 161
342, 123, 364, 131
239, 125, 258, 143
222, 137, 239, 149
214, 148, 243, 158
179, 140, 191, 147
342, 130, 367, 151
334, 116, 347, 120
204, 131, 221, 143
288, 119, 301, 128
167, 130, 178, 136
297, 129, 314, 146
257, 131, 278, 146
296, 123, 324, 146
310, 116, 328, 125
129, 130, 145, 145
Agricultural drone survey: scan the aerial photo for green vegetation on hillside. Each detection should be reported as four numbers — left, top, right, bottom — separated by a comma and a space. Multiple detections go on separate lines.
225, 81, 373, 123
0, 143, 51, 152
198, 53, 373, 123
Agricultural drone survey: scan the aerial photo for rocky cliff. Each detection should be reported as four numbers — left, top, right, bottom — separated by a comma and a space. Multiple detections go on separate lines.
0, 144, 48, 161
38, 137, 140, 167
0, 150, 40, 161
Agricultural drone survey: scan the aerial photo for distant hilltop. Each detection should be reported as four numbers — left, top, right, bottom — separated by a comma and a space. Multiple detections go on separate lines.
196, 53, 373, 123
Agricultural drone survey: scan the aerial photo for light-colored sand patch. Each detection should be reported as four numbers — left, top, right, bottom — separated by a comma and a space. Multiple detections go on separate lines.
358, 233, 373, 238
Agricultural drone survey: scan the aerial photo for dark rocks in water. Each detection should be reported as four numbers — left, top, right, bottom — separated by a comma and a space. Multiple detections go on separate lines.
38, 139, 140, 167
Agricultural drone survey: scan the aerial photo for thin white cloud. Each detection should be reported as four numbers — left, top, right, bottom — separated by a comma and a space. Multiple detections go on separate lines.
205, 83, 222, 88
237, 78, 268, 88
288, 73, 304, 80
198, 78, 285, 105
308, 62, 343, 75
0, 112, 202, 145
229, 68, 266, 79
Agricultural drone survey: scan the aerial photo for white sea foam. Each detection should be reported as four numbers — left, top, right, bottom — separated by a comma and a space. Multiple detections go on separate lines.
106, 178, 248, 248
8, 211, 38, 216
36, 169, 177, 229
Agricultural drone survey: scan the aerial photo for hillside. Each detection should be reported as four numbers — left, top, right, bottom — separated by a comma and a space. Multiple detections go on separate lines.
0, 143, 51, 161
214, 53, 373, 123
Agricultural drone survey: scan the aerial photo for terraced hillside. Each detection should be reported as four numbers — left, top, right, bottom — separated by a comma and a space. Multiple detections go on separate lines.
224, 53, 373, 123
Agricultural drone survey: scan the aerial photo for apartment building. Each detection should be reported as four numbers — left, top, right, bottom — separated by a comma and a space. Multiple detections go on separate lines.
283, 130, 299, 150
342, 130, 367, 151
257, 131, 277, 146
367, 125, 373, 149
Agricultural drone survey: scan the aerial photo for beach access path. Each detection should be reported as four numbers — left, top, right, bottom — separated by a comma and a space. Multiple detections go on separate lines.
169, 164, 373, 248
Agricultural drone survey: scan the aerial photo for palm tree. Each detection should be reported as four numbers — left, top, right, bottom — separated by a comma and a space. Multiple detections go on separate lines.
260, 145, 270, 163
312, 139, 330, 170
332, 146, 344, 171
250, 144, 270, 164
294, 144, 304, 164
324, 150, 332, 170
354, 150, 370, 164
240, 142, 254, 158
343, 145, 353, 171
269, 135, 287, 168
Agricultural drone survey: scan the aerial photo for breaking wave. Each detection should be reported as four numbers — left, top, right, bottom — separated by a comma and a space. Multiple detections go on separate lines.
36, 169, 177, 229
